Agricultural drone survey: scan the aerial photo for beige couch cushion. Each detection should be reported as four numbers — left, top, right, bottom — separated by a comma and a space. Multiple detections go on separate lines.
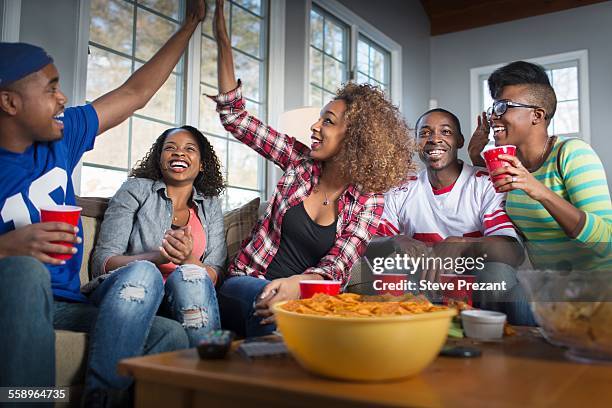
55, 330, 88, 386
77, 196, 109, 285
79, 216, 99, 284
52, 198, 108, 392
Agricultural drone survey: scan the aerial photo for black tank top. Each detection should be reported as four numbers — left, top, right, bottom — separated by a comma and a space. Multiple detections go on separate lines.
265, 202, 337, 280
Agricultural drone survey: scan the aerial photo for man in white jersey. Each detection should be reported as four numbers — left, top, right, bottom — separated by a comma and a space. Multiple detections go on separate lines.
377, 109, 534, 325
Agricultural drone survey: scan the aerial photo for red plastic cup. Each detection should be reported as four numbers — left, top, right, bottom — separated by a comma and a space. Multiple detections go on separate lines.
439, 274, 476, 306
299, 280, 341, 299
40, 205, 82, 260
482, 145, 516, 192
374, 273, 409, 296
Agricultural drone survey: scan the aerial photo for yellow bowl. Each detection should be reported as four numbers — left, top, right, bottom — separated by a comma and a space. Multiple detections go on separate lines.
273, 301, 457, 381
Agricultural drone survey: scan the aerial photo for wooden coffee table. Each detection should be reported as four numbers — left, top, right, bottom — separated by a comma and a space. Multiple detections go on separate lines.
118, 328, 611, 407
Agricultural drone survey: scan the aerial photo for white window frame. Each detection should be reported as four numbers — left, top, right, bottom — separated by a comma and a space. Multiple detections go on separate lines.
469, 50, 590, 143
266, 0, 286, 195
356, 33, 391, 90
72, 0, 283, 201
305, 0, 402, 109
75, 0, 190, 196
1, 0, 21, 42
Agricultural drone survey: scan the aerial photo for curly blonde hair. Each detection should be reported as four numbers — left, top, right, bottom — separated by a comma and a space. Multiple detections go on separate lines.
332, 83, 416, 192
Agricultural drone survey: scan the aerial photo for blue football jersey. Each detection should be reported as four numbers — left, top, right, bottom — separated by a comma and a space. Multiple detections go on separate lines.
0, 104, 98, 301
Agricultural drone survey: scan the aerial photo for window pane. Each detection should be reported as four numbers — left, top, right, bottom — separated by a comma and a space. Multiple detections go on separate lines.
224, 187, 260, 211
310, 85, 323, 107
324, 20, 345, 61
231, 4, 261, 58
138, 0, 179, 20
202, 0, 229, 38
371, 48, 385, 82
310, 10, 323, 49
83, 120, 129, 168
552, 66, 578, 101
208, 135, 228, 176
137, 71, 178, 123
130, 117, 172, 167
200, 84, 227, 136
198, 0, 268, 207
136, 7, 178, 61
81, 166, 127, 198
374, 79, 386, 89
86, 47, 132, 102
323, 91, 336, 106
227, 142, 259, 189
323, 57, 345, 91
85, 0, 186, 198
233, 0, 261, 15
357, 71, 369, 84
201, 36, 219, 87
553, 100, 579, 135
245, 100, 263, 118
234, 53, 261, 101
90, 0, 133, 54
357, 40, 369, 76
310, 48, 323, 87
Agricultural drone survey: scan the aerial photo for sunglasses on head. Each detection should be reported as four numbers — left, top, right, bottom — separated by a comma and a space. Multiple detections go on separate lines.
487, 99, 546, 119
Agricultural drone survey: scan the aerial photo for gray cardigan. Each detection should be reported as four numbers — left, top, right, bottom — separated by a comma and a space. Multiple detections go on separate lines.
84, 178, 226, 293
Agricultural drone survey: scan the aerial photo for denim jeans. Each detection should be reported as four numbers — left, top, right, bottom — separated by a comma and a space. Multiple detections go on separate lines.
158, 264, 221, 347
218, 275, 274, 338
0, 256, 189, 395
472, 262, 537, 326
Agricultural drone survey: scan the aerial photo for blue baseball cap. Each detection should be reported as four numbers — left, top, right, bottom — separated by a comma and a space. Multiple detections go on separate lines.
0, 42, 54, 87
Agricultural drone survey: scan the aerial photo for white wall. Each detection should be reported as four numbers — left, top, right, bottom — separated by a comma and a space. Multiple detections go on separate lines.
430, 2, 612, 183
283, 0, 309, 111
1, 0, 21, 42
19, 0, 81, 106
0, 0, 4, 34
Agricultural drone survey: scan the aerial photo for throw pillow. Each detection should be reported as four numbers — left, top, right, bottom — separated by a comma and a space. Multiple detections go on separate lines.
223, 197, 261, 266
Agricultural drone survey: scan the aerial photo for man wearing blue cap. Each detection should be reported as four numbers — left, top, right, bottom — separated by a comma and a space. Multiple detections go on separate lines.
0, 1, 206, 406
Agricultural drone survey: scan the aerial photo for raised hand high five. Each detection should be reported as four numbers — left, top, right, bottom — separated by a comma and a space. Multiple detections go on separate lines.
213, 0, 238, 93
213, 0, 230, 44
186, 0, 207, 26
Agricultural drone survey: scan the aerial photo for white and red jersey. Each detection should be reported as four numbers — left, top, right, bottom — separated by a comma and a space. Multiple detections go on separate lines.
378, 164, 518, 243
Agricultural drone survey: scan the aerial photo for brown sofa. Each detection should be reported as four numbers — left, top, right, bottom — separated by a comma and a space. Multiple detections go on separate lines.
55, 196, 369, 405
52, 197, 108, 405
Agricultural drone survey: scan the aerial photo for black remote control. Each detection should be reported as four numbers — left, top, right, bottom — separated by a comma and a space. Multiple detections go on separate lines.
196, 330, 234, 359
439, 346, 482, 358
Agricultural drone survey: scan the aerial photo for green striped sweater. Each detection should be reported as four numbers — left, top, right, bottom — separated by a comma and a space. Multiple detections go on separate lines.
505, 136, 611, 271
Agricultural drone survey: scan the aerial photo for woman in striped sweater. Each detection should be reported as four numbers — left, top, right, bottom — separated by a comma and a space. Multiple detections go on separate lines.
469, 61, 611, 272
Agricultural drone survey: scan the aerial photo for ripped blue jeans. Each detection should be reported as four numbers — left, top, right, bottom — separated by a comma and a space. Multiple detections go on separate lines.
86, 260, 189, 392
158, 264, 221, 347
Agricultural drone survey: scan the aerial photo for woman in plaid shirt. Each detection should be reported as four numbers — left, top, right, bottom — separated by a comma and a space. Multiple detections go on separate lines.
211, 0, 416, 337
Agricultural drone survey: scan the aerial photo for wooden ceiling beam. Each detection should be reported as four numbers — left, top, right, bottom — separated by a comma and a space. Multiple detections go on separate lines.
421, 0, 609, 36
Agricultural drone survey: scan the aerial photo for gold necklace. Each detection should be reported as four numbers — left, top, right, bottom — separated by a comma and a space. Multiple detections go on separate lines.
527, 136, 554, 172
172, 207, 188, 223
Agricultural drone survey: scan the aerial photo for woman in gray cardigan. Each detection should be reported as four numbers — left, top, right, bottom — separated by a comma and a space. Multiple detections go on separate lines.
89, 125, 227, 346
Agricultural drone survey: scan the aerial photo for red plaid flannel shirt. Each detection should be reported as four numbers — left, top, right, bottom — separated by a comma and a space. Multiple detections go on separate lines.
211, 82, 384, 285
